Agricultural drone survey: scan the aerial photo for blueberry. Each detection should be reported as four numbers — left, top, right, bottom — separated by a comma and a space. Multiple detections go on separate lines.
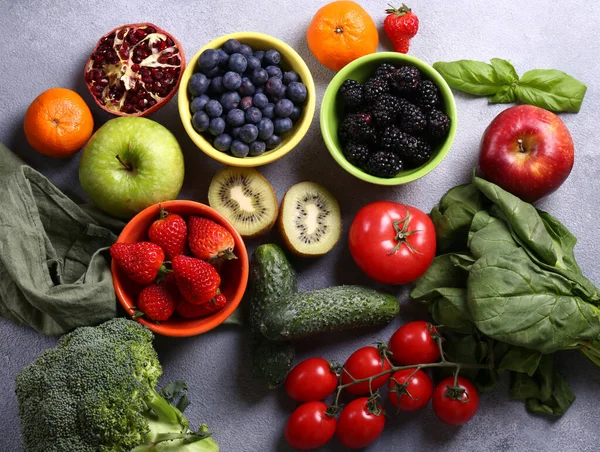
262, 103, 275, 119
265, 77, 284, 98
223, 71, 242, 90
239, 78, 256, 96
289, 105, 302, 122
264, 49, 281, 66
253, 93, 269, 109
274, 99, 294, 118
255, 86, 264, 94
282, 71, 300, 85
192, 111, 210, 132
286, 82, 308, 103
249, 140, 267, 156
257, 118, 274, 140
188, 73, 210, 96
201, 66, 221, 78
223, 39, 241, 54
246, 56, 261, 73
231, 126, 241, 139
220, 91, 241, 111
213, 133, 232, 152
209, 117, 226, 136
266, 66, 283, 79
239, 96, 253, 110
274, 117, 293, 134
210, 76, 225, 94
217, 48, 229, 68
239, 124, 259, 143
253, 50, 265, 62
252, 68, 269, 86
265, 134, 281, 150
198, 49, 220, 71
190, 94, 209, 113
205, 99, 223, 118
239, 43, 253, 57
245, 107, 262, 124
231, 140, 250, 157
228, 53, 247, 73
227, 108, 245, 127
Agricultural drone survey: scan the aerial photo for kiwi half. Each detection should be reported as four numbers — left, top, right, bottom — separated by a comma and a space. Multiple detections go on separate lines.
208, 166, 278, 238
278, 181, 341, 257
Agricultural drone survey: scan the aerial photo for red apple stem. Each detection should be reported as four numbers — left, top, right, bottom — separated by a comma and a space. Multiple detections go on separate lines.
116, 154, 133, 171
517, 139, 527, 153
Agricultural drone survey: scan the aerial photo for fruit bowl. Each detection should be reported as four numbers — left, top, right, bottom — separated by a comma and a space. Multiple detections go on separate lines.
320, 52, 457, 185
111, 200, 249, 337
178, 32, 316, 167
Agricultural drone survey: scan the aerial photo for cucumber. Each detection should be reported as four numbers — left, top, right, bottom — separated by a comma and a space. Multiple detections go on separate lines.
247, 244, 297, 388
260, 286, 399, 341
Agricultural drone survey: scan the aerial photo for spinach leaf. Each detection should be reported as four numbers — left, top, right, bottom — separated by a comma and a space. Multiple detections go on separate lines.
515, 69, 587, 113
433, 60, 516, 96
498, 346, 542, 376
410, 253, 472, 301
431, 288, 473, 333
468, 210, 518, 259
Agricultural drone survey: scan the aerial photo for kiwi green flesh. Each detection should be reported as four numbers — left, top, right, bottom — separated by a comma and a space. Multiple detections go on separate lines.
208, 167, 278, 237
280, 182, 341, 256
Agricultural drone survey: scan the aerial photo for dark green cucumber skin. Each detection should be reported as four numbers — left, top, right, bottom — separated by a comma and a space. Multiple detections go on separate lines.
260, 286, 400, 341
247, 244, 297, 388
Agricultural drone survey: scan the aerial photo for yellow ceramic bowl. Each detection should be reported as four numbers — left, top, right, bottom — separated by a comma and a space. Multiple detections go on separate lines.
178, 32, 316, 167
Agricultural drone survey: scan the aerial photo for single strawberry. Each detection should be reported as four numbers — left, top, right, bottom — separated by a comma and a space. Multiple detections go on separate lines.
176, 294, 227, 319
172, 254, 221, 304
110, 242, 165, 285
188, 216, 236, 262
137, 283, 177, 321
384, 3, 419, 53
148, 205, 188, 260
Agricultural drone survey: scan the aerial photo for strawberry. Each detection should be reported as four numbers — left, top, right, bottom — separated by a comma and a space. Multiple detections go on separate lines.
110, 242, 165, 285
148, 206, 188, 260
384, 3, 419, 53
137, 283, 177, 321
176, 294, 227, 319
188, 216, 236, 262
172, 255, 221, 304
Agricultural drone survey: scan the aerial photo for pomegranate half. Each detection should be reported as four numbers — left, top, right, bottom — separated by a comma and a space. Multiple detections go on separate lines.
84, 23, 185, 116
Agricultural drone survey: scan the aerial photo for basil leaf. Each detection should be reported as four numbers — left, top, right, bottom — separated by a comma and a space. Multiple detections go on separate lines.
488, 85, 517, 104
433, 60, 509, 96
490, 58, 519, 83
515, 69, 587, 112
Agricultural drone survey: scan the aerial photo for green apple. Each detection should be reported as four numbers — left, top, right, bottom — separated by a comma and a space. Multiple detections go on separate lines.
79, 117, 185, 219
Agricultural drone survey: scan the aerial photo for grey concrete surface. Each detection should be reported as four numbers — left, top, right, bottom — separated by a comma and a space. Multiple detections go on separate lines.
1, 1, 600, 450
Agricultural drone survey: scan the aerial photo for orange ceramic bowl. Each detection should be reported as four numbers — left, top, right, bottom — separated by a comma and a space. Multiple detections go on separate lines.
111, 200, 249, 337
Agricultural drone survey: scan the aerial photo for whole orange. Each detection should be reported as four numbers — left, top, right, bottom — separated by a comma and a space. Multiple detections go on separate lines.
306, 1, 378, 72
24, 88, 94, 158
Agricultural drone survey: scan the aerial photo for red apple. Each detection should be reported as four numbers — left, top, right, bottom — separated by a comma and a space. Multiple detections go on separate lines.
478, 105, 574, 203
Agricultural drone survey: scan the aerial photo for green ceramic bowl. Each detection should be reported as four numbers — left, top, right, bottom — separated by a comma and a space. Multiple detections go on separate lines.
320, 52, 457, 185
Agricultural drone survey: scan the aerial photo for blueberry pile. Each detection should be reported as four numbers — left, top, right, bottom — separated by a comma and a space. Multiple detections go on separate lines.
337, 63, 451, 178
188, 39, 308, 158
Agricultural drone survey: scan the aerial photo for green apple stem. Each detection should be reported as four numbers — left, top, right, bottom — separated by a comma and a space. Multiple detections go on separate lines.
517, 139, 526, 153
116, 154, 133, 171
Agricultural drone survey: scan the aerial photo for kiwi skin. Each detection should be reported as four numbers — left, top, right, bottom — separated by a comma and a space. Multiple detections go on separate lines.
277, 185, 340, 258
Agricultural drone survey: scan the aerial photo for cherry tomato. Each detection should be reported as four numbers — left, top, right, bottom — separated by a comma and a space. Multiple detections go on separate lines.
349, 201, 436, 285
341, 346, 392, 395
388, 369, 434, 411
432, 376, 480, 426
285, 357, 338, 402
336, 397, 385, 449
284, 401, 336, 450
389, 321, 441, 365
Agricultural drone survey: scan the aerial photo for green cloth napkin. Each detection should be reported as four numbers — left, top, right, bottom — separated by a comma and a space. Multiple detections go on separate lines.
0, 144, 124, 336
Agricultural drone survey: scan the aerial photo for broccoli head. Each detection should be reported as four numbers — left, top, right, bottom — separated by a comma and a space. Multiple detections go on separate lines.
15, 318, 218, 452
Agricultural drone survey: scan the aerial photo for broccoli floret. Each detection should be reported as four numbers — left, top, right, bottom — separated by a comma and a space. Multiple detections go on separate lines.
15, 318, 218, 452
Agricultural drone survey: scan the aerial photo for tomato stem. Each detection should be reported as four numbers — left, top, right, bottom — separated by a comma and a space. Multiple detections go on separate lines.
387, 208, 423, 255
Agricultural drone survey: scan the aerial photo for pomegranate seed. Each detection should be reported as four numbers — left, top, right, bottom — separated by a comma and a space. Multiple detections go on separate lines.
119, 48, 128, 59
166, 37, 174, 46
94, 54, 104, 63
167, 57, 178, 65
158, 41, 167, 51
142, 76, 152, 84
123, 103, 134, 113
105, 51, 117, 63
129, 34, 139, 45
157, 55, 169, 64
158, 89, 169, 97
132, 55, 142, 64
151, 68, 163, 80
117, 28, 126, 39
98, 78, 109, 86
145, 26, 156, 34
131, 64, 141, 72
138, 98, 149, 108
148, 98, 157, 107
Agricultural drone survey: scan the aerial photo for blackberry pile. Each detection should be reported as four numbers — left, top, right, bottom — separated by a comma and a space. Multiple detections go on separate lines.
337, 63, 451, 178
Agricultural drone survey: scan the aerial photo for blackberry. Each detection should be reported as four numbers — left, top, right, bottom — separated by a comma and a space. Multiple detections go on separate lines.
379, 126, 404, 154
363, 76, 390, 104
343, 142, 371, 169
339, 79, 364, 110
417, 80, 441, 110
338, 112, 375, 144
367, 151, 403, 178
427, 109, 451, 139
403, 138, 433, 169
374, 63, 398, 80
389, 66, 421, 96
397, 102, 427, 134
372, 93, 402, 127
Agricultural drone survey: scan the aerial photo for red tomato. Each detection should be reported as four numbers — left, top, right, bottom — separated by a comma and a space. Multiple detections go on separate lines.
285, 357, 338, 402
349, 201, 436, 284
336, 397, 385, 449
388, 369, 434, 411
389, 321, 441, 365
432, 376, 480, 426
341, 346, 392, 395
284, 401, 336, 450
